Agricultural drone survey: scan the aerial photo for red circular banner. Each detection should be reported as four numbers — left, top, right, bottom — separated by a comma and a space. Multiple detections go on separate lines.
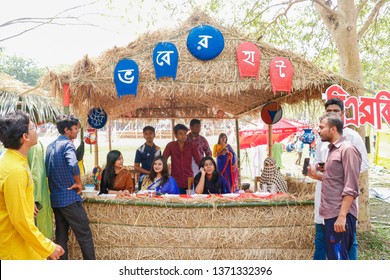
261, 102, 283, 124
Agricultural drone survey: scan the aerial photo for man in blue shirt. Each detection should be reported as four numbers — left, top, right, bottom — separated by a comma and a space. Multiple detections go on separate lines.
134, 126, 161, 189
45, 114, 95, 260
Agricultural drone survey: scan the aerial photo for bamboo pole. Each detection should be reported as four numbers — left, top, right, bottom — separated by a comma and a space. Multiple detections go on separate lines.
94, 129, 99, 167
268, 124, 272, 157
108, 121, 112, 152
235, 118, 241, 187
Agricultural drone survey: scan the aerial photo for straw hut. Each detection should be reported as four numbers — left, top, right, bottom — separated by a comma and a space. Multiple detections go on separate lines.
41, 12, 362, 260
0, 72, 60, 123
42, 11, 358, 125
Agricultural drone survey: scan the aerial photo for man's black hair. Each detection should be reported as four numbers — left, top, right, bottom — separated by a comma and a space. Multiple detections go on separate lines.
324, 98, 344, 111
0, 110, 30, 149
55, 114, 80, 135
189, 119, 201, 127
173, 124, 188, 134
143, 126, 155, 134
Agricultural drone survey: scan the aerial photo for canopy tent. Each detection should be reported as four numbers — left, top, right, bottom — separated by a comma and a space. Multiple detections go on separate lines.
0, 72, 60, 123
239, 118, 308, 149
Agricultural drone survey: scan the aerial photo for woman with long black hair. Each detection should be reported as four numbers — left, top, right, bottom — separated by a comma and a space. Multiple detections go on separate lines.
99, 150, 134, 195
194, 156, 230, 194
141, 155, 179, 194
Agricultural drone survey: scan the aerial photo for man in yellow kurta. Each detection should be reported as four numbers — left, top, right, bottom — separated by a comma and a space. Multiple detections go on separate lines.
0, 111, 63, 260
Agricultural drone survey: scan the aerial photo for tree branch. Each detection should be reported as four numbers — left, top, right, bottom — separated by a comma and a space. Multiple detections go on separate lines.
357, 0, 369, 14
245, 0, 308, 37
357, 0, 387, 40
311, 0, 340, 17
0, 1, 98, 43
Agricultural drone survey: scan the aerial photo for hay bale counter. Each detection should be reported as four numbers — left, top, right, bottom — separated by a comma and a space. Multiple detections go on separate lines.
69, 194, 315, 260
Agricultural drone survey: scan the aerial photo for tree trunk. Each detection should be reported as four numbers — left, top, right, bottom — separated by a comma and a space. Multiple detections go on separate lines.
314, 1, 371, 232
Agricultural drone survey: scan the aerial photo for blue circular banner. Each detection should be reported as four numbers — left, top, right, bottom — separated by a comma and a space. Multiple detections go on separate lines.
186, 25, 224, 60
87, 108, 108, 129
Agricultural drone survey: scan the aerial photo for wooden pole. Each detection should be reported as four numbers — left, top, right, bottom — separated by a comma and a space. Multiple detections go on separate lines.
108, 121, 112, 152
235, 118, 241, 187
94, 129, 99, 167
268, 124, 272, 157
171, 119, 175, 141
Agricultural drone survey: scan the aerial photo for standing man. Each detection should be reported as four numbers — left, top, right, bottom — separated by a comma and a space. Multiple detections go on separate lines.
187, 119, 212, 174
134, 126, 161, 189
163, 124, 201, 194
0, 111, 63, 260
309, 98, 369, 260
310, 112, 361, 260
45, 114, 95, 260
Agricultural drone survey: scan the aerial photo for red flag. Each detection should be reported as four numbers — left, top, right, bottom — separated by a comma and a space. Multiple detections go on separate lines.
236, 42, 261, 79
269, 57, 293, 95
63, 83, 70, 106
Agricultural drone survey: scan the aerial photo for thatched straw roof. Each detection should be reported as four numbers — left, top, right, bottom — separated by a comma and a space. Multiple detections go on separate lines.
42, 11, 359, 123
0, 72, 60, 123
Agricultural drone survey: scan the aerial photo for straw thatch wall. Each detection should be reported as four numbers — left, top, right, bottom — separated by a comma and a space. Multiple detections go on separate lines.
285, 176, 316, 197
42, 11, 359, 124
68, 196, 314, 260
0, 72, 60, 122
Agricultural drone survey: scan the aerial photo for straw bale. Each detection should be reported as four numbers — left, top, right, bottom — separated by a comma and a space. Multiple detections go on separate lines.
85, 223, 314, 249
286, 176, 316, 197
83, 199, 313, 228
41, 11, 360, 122
69, 243, 313, 260
69, 223, 314, 260
68, 198, 314, 260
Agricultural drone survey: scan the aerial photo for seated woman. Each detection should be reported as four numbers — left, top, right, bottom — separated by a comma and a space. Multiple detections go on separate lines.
194, 156, 230, 194
259, 157, 288, 193
141, 155, 179, 194
99, 150, 134, 195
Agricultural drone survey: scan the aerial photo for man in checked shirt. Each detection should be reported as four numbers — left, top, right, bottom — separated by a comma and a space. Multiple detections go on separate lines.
45, 114, 95, 260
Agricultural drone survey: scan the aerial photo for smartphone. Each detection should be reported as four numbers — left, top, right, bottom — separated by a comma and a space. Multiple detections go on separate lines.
302, 158, 310, 175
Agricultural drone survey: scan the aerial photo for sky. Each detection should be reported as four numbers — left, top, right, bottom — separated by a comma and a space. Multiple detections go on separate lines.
0, 0, 198, 67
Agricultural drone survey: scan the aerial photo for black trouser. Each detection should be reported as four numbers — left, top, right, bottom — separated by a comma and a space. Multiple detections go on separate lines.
53, 201, 96, 260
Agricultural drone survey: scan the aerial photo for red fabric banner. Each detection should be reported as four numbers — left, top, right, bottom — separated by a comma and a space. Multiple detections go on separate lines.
236, 42, 261, 79
269, 57, 293, 95
63, 83, 70, 106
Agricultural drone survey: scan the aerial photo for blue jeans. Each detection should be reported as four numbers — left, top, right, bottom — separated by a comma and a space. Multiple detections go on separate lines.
349, 233, 358, 260
313, 222, 358, 260
313, 223, 327, 260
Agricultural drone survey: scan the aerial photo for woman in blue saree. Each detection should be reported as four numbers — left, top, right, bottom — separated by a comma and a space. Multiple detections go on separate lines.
212, 133, 238, 192
141, 155, 179, 194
